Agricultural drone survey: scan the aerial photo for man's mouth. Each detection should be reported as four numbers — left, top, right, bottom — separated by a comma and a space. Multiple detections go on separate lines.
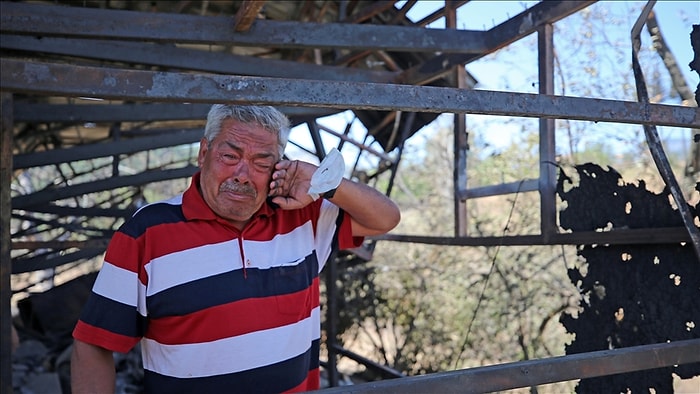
219, 182, 256, 198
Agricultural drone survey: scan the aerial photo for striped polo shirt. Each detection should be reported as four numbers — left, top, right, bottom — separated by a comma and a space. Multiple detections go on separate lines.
73, 172, 361, 393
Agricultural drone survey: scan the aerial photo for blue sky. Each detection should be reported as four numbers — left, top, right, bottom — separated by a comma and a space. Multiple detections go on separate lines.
404, 1, 698, 90
401, 1, 700, 160
290, 1, 699, 168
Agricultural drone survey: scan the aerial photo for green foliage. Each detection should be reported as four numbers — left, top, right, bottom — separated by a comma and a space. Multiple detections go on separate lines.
334, 2, 698, 385
337, 124, 579, 393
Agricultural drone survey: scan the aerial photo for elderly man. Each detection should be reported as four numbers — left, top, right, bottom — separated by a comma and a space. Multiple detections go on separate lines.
70, 104, 400, 393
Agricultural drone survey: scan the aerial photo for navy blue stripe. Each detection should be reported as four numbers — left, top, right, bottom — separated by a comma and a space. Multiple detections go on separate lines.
119, 201, 185, 239
143, 339, 320, 393
79, 292, 146, 337
147, 254, 319, 318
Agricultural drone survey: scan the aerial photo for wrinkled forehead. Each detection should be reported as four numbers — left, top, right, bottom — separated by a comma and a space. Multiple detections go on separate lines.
215, 119, 280, 157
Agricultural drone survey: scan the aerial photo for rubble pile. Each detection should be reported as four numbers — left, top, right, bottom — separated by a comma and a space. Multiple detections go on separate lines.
11, 272, 144, 394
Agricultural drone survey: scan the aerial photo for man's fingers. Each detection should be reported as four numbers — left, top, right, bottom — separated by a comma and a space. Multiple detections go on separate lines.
269, 179, 284, 196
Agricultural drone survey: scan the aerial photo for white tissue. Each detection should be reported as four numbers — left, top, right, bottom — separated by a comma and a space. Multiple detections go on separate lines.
308, 148, 345, 201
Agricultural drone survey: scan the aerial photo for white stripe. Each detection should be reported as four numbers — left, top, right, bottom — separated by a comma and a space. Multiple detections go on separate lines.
93, 262, 136, 307
145, 239, 241, 296
93, 262, 148, 316
145, 221, 322, 295
141, 307, 321, 378
245, 221, 315, 270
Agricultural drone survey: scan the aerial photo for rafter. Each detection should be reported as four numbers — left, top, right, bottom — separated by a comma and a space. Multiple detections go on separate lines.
233, 1, 265, 32
0, 2, 489, 53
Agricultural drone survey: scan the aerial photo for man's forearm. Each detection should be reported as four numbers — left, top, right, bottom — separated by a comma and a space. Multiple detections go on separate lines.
329, 179, 400, 236
71, 340, 117, 394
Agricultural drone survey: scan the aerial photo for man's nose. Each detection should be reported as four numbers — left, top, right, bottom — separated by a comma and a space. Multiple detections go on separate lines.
231, 160, 250, 183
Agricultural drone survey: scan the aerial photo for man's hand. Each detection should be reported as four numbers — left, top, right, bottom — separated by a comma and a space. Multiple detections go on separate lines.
269, 157, 400, 236
268, 160, 317, 209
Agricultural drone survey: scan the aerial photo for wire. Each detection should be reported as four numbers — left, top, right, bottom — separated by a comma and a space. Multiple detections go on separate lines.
452, 179, 525, 369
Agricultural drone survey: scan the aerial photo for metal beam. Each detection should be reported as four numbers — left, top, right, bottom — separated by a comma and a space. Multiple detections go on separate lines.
307, 121, 326, 160
12, 165, 198, 210
0, 92, 13, 394
13, 128, 202, 169
12, 102, 339, 123
631, 0, 700, 260
12, 248, 105, 274
15, 204, 133, 218
447, 2, 468, 237
320, 339, 700, 394
13, 239, 111, 252
0, 35, 397, 84
378, 226, 693, 246
2, 59, 697, 128
13, 102, 211, 123
538, 24, 557, 242
330, 344, 405, 379
459, 179, 539, 199
0, 2, 489, 53
315, 123, 395, 163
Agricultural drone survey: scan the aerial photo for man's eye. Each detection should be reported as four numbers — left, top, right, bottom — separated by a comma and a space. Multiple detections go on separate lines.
219, 153, 239, 164
254, 162, 273, 171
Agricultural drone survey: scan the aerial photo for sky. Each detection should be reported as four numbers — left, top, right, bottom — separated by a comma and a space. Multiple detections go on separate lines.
405, 1, 698, 91
288, 1, 700, 170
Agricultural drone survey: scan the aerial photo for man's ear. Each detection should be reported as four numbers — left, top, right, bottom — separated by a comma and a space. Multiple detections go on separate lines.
197, 137, 208, 167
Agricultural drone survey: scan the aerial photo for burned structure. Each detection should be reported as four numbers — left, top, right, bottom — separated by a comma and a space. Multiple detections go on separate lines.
2, 1, 699, 393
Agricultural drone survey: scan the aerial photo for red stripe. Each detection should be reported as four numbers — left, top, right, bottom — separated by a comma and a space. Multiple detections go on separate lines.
147, 277, 320, 345
141, 203, 322, 261
106, 199, 334, 283
284, 368, 320, 392
337, 214, 364, 249
103, 231, 142, 272
146, 220, 238, 262
243, 200, 323, 242
72, 320, 140, 353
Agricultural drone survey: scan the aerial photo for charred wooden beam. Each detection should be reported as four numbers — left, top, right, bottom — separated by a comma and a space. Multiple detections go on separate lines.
340, 1, 398, 24
0, 35, 397, 83
0, 2, 488, 53
234, 1, 265, 32
413, 1, 469, 27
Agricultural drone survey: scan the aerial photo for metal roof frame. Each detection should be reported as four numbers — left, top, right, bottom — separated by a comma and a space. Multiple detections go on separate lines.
2, 1, 698, 392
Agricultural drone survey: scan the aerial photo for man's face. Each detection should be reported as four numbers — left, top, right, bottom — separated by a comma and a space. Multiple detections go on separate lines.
197, 118, 279, 229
